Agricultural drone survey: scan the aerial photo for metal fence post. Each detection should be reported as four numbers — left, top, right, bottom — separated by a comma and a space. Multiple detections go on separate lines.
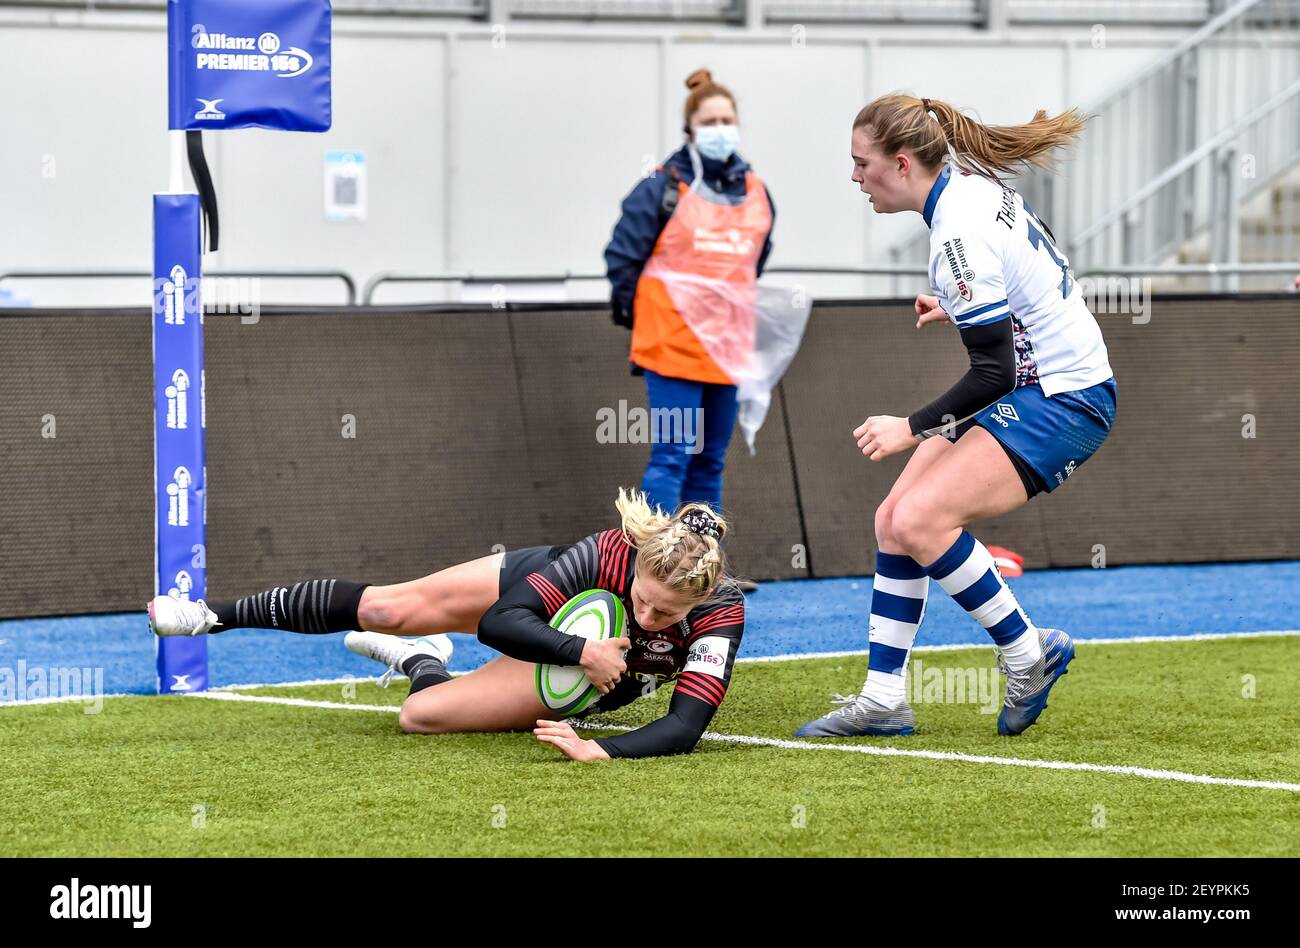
1222, 144, 1242, 292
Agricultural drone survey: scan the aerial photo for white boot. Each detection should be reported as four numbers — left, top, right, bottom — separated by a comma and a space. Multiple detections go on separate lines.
148, 595, 220, 637
344, 631, 453, 687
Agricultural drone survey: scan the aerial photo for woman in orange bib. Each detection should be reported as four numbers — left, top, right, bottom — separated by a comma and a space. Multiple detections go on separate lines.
604, 68, 777, 519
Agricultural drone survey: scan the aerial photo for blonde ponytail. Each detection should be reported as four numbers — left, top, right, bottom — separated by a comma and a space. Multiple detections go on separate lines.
854, 93, 1089, 179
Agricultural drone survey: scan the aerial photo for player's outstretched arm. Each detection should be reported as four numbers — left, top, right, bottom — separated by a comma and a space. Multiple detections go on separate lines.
534, 688, 717, 762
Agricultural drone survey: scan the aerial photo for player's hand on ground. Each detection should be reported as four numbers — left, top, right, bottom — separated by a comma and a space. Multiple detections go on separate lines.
855, 414, 920, 461
914, 293, 949, 329
533, 719, 610, 761
579, 636, 630, 694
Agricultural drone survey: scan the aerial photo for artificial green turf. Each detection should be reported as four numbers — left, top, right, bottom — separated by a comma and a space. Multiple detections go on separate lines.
2, 638, 1297, 856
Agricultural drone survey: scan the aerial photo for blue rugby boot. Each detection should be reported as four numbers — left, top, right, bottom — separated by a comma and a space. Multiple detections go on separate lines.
997, 627, 1075, 736
794, 693, 915, 737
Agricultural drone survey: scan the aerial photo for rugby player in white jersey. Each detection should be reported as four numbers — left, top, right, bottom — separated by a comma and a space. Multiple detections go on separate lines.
799, 95, 1116, 738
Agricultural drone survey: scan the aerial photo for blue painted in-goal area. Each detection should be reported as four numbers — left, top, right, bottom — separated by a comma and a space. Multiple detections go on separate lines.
1, 559, 1297, 698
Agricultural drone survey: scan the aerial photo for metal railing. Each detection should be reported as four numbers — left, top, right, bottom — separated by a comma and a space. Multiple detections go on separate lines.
359, 262, 1300, 305
361, 270, 605, 305
1062, 0, 1300, 267
0, 0, 490, 14
508, 0, 742, 22
0, 270, 358, 306
888, 0, 1300, 274
358, 265, 935, 304
10, 0, 1299, 26
1070, 76, 1300, 287
5, 264, 1294, 309
761, 1, 984, 25
1080, 262, 1300, 276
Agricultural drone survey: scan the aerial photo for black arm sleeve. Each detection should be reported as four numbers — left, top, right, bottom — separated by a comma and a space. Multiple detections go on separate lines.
477, 536, 604, 666
908, 316, 1016, 438
477, 578, 586, 667
593, 690, 716, 759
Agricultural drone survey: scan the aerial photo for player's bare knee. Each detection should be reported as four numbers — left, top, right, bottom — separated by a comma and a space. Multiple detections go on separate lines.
890, 498, 934, 557
398, 701, 440, 734
874, 502, 898, 548
357, 587, 406, 634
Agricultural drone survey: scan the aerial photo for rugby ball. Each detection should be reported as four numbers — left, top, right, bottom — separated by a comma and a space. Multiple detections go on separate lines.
535, 589, 627, 716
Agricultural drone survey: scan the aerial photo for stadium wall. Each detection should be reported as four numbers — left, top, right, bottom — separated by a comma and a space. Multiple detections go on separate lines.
2, 295, 1297, 618
0, 8, 1184, 307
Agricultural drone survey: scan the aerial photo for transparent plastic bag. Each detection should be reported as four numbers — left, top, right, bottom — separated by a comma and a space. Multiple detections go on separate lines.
646, 265, 811, 452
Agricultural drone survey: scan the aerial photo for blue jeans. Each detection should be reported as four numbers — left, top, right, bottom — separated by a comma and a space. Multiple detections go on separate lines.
639, 369, 739, 514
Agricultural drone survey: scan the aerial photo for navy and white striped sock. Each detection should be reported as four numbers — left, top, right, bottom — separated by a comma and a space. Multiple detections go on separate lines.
925, 530, 1041, 671
861, 552, 929, 708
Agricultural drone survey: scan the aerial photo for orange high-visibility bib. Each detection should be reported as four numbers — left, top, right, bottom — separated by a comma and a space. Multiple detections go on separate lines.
631, 169, 773, 385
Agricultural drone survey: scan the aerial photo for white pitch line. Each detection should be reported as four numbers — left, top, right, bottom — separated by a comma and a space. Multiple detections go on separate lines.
194, 691, 401, 713
0, 692, 136, 709
210, 628, 1300, 688
209, 670, 470, 692
737, 628, 1300, 664
209, 674, 383, 692
186, 690, 1300, 794
4, 629, 1297, 708
673, 732, 1300, 793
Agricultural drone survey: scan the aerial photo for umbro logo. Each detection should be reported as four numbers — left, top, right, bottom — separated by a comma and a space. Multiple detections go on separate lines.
996, 403, 1020, 422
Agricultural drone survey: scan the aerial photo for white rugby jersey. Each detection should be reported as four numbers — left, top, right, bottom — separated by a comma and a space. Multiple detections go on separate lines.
925, 165, 1113, 397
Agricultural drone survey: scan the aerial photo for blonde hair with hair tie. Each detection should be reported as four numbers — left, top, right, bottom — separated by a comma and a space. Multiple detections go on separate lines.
614, 487, 734, 602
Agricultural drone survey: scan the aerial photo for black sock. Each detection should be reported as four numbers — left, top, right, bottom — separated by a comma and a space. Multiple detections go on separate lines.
209, 579, 370, 633
401, 655, 452, 695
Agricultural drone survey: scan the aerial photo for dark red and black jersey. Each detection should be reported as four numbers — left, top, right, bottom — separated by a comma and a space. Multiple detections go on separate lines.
478, 529, 745, 759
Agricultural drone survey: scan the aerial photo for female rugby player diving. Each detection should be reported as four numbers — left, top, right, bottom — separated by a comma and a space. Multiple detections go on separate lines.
150, 489, 743, 761
798, 95, 1116, 739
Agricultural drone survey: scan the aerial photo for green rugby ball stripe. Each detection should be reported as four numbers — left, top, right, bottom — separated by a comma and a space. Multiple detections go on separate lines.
535, 590, 626, 715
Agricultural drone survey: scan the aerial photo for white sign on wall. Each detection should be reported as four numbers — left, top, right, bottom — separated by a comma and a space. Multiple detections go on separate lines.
324, 150, 366, 222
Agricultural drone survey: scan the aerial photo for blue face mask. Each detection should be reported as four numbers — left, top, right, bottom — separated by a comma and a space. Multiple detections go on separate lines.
693, 125, 740, 162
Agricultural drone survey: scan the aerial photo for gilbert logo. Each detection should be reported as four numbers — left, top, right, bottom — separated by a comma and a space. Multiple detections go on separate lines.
194, 97, 226, 121
49, 878, 152, 928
